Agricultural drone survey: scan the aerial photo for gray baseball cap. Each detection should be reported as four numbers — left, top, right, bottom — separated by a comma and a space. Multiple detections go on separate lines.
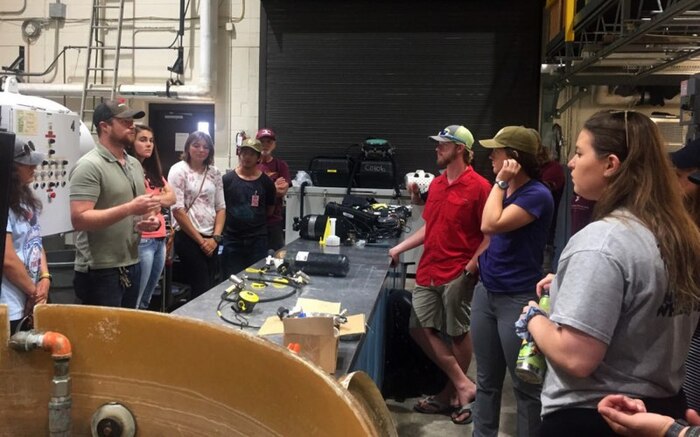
14, 138, 44, 166
93, 99, 145, 127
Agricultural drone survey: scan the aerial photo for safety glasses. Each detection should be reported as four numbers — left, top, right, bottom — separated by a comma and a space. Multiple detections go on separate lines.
610, 110, 631, 151
437, 128, 465, 145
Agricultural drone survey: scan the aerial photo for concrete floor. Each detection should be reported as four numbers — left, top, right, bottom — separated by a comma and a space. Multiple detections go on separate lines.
387, 366, 517, 437
386, 279, 518, 436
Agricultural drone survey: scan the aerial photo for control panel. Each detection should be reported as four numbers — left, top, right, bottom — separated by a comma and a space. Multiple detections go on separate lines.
1, 106, 82, 236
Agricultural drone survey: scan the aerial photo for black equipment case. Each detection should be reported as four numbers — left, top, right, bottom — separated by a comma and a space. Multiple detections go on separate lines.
308, 156, 354, 187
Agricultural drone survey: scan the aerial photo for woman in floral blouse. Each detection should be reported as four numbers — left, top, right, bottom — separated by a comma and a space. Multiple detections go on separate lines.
167, 131, 225, 298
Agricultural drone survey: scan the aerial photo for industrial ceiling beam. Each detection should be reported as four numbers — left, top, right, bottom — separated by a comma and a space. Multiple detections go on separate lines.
635, 46, 700, 79
556, 0, 700, 86
545, 0, 618, 64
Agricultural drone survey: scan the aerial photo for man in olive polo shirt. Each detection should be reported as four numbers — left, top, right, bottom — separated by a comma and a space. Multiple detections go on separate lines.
69, 100, 161, 307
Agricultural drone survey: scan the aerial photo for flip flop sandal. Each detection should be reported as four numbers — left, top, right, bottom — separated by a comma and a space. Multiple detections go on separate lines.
451, 404, 474, 425
413, 396, 455, 415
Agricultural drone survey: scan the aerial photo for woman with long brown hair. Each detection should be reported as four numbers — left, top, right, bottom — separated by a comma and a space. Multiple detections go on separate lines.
127, 125, 176, 309
2, 139, 50, 332
522, 111, 700, 436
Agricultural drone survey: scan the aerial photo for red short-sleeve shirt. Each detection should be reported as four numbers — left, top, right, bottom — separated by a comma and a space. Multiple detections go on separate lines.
416, 167, 491, 287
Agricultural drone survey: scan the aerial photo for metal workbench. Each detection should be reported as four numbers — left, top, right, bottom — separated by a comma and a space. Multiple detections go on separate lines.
173, 238, 400, 383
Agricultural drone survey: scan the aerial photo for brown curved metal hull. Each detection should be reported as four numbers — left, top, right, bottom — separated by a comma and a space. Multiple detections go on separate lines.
0, 305, 384, 436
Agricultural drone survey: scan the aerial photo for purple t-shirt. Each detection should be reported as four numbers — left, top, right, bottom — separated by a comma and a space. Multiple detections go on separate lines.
478, 179, 554, 293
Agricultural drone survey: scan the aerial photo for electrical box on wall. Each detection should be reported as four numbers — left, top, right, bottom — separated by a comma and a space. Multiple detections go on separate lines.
49, 2, 67, 19
0, 92, 86, 236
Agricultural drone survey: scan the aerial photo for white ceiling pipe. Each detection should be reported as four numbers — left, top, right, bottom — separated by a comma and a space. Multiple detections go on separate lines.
17, 0, 216, 101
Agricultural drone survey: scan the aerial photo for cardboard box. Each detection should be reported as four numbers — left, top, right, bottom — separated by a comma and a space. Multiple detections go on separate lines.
283, 317, 339, 373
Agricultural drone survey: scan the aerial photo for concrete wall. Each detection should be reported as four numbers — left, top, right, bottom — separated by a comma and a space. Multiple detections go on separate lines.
0, 0, 262, 170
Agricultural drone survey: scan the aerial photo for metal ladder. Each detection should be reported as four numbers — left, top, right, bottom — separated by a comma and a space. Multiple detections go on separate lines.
79, 0, 126, 131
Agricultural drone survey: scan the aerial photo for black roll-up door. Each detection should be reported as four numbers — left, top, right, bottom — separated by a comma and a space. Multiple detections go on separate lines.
260, 0, 543, 181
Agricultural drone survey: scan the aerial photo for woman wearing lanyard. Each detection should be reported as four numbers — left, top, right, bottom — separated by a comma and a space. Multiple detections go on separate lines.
127, 125, 176, 309
168, 131, 225, 298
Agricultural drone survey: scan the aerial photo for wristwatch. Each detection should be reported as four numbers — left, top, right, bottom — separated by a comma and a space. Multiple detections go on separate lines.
212, 234, 223, 244
666, 420, 689, 437
495, 179, 509, 190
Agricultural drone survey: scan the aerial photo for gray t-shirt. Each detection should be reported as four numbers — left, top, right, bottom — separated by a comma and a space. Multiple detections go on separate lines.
69, 143, 146, 272
541, 209, 699, 415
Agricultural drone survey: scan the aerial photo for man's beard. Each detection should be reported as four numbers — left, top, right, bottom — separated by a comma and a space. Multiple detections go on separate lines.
437, 149, 457, 167
112, 130, 134, 149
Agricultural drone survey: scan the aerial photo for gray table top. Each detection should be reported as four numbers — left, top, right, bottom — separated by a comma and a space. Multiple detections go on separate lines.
173, 238, 396, 375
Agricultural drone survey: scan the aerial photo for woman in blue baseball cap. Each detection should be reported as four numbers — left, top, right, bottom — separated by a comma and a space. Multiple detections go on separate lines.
2, 138, 50, 332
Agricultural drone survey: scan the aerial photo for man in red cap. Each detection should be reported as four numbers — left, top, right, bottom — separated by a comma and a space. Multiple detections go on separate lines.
256, 128, 290, 250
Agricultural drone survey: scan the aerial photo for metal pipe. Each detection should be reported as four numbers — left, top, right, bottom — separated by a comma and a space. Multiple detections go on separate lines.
0, 0, 27, 15
198, 0, 215, 94
10, 330, 73, 437
48, 359, 71, 437
17, 0, 215, 100
42, 331, 73, 359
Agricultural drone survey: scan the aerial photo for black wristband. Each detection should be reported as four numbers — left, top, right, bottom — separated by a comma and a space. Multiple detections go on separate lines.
666, 420, 689, 437
687, 426, 700, 437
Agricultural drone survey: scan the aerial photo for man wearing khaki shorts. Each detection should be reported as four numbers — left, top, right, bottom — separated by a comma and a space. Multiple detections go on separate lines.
389, 125, 491, 425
